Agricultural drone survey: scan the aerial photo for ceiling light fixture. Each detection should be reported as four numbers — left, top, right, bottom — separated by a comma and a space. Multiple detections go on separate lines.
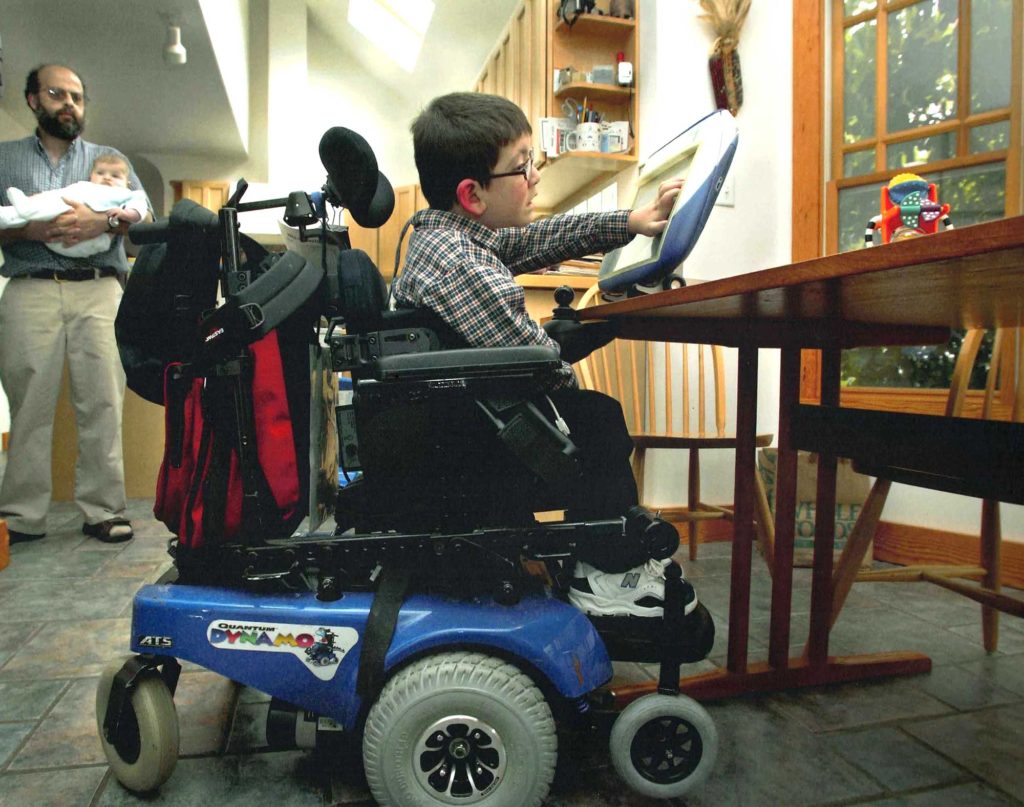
164, 23, 187, 66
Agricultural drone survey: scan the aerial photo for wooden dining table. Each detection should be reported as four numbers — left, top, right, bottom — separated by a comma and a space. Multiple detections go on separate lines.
577, 215, 1024, 703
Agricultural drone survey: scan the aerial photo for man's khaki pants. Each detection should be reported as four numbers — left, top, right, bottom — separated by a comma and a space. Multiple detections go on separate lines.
0, 275, 127, 533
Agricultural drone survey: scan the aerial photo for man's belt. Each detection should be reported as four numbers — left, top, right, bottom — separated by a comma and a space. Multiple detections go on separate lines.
27, 267, 118, 281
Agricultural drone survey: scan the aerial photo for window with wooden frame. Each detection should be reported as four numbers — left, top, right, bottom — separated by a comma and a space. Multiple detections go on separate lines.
794, 0, 1023, 413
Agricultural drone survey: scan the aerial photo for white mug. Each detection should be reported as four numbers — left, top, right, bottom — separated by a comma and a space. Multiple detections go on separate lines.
600, 121, 629, 153
565, 122, 601, 152
540, 116, 576, 157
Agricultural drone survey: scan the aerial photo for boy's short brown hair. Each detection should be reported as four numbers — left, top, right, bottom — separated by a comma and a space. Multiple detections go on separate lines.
411, 92, 531, 210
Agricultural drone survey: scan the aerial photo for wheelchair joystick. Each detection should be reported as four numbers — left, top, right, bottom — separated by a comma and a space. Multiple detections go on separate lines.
551, 285, 578, 321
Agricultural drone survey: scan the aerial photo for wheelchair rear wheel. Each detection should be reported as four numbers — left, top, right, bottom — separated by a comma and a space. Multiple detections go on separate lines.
362, 651, 556, 806
95, 656, 179, 793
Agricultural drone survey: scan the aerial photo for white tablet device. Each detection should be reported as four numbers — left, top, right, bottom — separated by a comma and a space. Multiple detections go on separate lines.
598, 109, 738, 294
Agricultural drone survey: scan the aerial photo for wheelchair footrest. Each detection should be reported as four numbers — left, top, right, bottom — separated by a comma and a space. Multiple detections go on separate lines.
587, 601, 715, 664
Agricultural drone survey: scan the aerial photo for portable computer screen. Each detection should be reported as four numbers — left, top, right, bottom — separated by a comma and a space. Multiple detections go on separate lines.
599, 109, 738, 294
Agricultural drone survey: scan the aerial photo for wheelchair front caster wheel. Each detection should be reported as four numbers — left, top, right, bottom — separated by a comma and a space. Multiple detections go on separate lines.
609, 693, 717, 799
95, 656, 179, 793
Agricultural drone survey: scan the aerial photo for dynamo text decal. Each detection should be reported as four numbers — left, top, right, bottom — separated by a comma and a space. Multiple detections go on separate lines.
207, 619, 358, 682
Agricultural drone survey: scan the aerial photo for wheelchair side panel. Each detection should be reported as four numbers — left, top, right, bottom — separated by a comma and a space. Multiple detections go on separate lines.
130, 584, 612, 728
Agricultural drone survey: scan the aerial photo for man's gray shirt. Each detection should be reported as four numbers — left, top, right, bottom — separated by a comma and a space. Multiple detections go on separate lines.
0, 134, 150, 277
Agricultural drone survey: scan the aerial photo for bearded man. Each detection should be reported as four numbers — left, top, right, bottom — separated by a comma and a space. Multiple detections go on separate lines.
0, 64, 152, 545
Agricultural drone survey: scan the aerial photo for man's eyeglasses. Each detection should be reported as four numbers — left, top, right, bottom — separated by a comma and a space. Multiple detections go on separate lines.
42, 87, 84, 105
489, 151, 534, 182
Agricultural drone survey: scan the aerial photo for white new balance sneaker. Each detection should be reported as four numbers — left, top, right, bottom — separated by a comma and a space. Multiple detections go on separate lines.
568, 558, 699, 618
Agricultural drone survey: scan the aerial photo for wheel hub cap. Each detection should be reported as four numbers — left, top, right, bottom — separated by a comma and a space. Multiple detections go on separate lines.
630, 715, 703, 784
415, 714, 507, 803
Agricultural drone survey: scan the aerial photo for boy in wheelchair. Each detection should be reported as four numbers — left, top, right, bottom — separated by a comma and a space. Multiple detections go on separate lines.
390, 92, 692, 619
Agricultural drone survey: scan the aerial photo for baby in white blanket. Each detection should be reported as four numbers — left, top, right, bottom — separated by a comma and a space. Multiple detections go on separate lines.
0, 153, 148, 258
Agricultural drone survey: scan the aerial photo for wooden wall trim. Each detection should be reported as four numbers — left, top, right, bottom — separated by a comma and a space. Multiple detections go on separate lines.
793, 0, 826, 403
872, 520, 1024, 590
670, 504, 1024, 591
792, 0, 825, 263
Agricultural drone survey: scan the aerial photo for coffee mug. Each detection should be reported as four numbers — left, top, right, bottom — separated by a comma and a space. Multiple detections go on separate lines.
565, 122, 601, 152
540, 116, 577, 157
600, 121, 629, 153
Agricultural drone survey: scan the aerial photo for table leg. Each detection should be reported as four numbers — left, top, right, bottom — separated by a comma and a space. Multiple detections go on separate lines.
768, 348, 801, 668
727, 344, 758, 673
605, 343, 930, 711
805, 347, 840, 665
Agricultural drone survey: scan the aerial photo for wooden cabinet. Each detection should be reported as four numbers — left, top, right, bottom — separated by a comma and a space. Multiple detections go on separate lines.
476, 0, 549, 172
477, 1, 639, 215
541, 8, 639, 211
171, 180, 230, 212
344, 183, 427, 280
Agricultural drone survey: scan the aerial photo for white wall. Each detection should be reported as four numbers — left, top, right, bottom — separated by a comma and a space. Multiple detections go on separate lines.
636, 0, 791, 507
307, 25, 420, 189
198, 0, 250, 153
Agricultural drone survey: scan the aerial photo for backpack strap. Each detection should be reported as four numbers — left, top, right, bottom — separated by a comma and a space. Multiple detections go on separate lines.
200, 250, 324, 351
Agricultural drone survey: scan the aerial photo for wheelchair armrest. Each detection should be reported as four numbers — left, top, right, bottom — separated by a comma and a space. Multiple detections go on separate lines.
368, 345, 561, 383
543, 318, 618, 364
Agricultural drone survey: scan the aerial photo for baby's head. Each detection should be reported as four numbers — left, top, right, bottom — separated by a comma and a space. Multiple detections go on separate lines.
90, 154, 129, 188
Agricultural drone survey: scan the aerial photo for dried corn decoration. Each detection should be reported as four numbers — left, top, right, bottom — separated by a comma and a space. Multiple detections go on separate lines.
698, 0, 750, 116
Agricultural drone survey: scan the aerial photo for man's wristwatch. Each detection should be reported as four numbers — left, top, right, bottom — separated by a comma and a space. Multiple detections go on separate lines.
107, 215, 119, 232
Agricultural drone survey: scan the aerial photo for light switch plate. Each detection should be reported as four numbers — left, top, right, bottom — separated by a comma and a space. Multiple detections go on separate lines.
715, 173, 735, 207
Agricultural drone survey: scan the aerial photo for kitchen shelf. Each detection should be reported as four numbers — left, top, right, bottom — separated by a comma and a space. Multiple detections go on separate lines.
533, 150, 637, 214
555, 82, 632, 104
554, 13, 635, 36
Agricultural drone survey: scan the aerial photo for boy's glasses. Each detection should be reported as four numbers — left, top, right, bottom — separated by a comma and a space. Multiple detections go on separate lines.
489, 151, 533, 182
42, 87, 85, 105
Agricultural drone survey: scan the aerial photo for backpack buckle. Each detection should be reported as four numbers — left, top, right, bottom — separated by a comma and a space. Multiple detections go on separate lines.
238, 303, 265, 330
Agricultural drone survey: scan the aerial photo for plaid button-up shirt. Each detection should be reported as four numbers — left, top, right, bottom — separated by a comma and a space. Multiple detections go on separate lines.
391, 208, 632, 390
0, 134, 150, 278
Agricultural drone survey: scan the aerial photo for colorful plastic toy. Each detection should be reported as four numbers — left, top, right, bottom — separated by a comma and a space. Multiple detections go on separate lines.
864, 172, 952, 247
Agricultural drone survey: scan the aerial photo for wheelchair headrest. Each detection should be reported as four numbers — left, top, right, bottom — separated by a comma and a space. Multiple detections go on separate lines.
336, 249, 387, 333
319, 127, 395, 228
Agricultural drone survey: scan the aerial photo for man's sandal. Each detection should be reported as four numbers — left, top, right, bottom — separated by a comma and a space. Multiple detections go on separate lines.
83, 518, 134, 543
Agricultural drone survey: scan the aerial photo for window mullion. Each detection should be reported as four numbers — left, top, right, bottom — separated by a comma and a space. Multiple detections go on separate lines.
874, 6, 887, 173
884, 0, 927, 13
957, 0, 972, 158
835, 149, 1009, 189
1008, 0, 1023, 215
832, 0, 847, 184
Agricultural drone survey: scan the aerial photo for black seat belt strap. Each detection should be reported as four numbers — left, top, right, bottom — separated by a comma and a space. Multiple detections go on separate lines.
356, 564, 412, 700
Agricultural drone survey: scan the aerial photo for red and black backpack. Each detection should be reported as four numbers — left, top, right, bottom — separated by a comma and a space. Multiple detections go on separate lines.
116, 199, 324, 552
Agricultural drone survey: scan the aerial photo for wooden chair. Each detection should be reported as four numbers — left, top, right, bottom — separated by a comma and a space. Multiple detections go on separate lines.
573, 284, 774, 563
829, 327, 1024, 651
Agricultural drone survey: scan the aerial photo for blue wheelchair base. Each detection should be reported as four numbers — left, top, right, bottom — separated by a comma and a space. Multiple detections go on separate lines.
128, 580, 613, 731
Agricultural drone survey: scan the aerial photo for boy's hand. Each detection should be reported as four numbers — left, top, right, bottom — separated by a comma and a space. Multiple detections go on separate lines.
627, 179, 684, 236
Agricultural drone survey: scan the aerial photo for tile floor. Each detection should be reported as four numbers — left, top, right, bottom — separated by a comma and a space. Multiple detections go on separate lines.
3, 491, 1024, 806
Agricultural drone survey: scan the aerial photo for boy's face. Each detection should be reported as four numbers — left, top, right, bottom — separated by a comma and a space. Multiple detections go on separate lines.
477, 134, 538, 229
91, 162, 128, 188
